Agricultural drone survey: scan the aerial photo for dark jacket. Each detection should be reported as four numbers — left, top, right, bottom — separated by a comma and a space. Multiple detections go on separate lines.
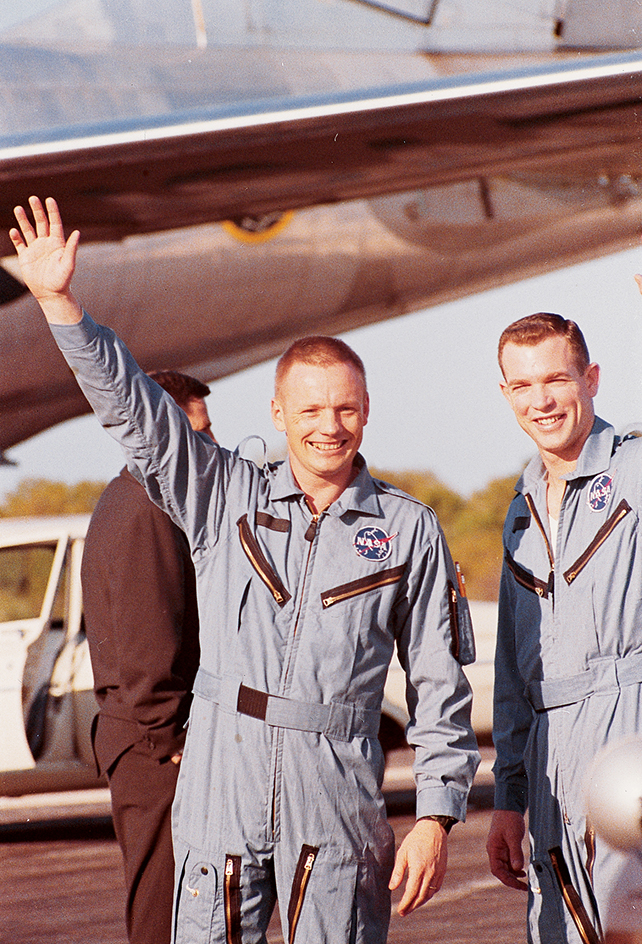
81, 467, 200, 775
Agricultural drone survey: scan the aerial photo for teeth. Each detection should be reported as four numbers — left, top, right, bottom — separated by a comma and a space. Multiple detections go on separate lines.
535, 416, 561, 427
309, 442, 343, 451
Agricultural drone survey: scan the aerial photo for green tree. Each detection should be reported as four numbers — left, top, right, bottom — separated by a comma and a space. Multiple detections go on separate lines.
370, 468, 520, 601
370, 468, 465, 533
445, 474, 518, 601
0, 478, 107, 517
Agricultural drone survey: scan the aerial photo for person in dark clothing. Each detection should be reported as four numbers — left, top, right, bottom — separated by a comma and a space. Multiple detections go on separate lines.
81, 369, 214, 944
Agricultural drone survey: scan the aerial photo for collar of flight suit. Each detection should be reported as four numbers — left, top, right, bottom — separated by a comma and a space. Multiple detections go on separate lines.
268, 453, 383, 518
514, 416, 615, 496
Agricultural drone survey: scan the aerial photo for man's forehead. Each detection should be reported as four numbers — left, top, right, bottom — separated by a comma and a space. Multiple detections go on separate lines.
277, 358, 366, 389
502, 335, 576, 370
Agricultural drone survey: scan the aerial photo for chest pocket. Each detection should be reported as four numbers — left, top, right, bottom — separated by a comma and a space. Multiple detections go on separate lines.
237, 514, 291, 607
504, 550, 553, 600
320, 564, 405, 609
563, 498, 632, 585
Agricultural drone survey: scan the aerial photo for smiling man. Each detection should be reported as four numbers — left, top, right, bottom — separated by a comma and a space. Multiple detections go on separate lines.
10, 197, 479, 944
487, 312, 642, 944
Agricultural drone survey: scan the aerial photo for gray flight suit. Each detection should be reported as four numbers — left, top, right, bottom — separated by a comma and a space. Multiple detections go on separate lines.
493, 416, 642, 944
52, 313, 480, 944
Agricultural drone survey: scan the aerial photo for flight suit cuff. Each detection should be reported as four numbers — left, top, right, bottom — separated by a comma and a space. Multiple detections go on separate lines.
415, 784, 468, 822
49, 308, 99, 350
493, 780, 528, 815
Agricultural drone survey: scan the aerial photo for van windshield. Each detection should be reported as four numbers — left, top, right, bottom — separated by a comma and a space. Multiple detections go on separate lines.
0, 543, 56, 622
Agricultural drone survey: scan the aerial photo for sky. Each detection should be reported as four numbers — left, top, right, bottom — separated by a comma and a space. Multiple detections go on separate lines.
2, 245, 641, 502
1, 2, 640, 501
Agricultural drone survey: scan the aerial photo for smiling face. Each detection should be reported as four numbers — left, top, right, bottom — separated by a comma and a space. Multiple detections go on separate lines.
500, 335, 600, 471
271, 359, 369, 497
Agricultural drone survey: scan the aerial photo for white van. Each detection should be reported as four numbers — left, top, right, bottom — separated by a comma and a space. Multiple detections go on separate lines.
0, 514, 495, 795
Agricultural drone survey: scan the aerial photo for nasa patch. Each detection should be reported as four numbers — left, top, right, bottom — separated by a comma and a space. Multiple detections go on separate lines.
353, 527, 398, 562
588, 474, 613, 512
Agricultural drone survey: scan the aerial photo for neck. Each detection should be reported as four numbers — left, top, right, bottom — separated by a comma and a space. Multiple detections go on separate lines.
545, 469, 566, 519
290, 463, 358, 515
541, 449, 579, 518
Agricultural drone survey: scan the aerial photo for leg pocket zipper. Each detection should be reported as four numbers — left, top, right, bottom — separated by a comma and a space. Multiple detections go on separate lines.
224, 855, 242, 944
287, 845, 319, 943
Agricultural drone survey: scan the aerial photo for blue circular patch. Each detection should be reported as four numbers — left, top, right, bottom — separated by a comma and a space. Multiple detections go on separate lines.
353, 527, 397, 561
588, 474, 613, 512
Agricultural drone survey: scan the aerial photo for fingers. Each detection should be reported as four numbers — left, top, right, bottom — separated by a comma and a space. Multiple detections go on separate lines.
397, 865, 440, 916
488, 853, 528, 891
12, 196, 61, 245
487, 835, 528, 891
390, 820, 447, 916
12, 204, 36, 247
634, 273, 642, 295
44, 196, 65, 240
29, 195, 52, 238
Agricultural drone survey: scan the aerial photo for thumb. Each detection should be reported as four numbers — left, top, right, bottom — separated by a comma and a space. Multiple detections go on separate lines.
510, 841, 524, 874
389, 848, 407, 890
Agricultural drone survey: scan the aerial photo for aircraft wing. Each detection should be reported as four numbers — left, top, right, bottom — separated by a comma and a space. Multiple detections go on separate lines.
1, 21, 642, 455
1, 47, 641, 253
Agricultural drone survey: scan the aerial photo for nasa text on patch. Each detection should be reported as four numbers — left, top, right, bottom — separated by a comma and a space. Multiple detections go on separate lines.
353, 527, 398, 562
588, 474, 613, 512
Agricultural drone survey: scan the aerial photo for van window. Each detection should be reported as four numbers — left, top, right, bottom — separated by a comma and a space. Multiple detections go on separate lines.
0, 543, 57, 621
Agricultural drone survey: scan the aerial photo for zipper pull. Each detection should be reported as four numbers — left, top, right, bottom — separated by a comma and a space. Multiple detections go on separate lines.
304, 852, 315, 870
225, 858, 234, 876
304, 514, 319, 543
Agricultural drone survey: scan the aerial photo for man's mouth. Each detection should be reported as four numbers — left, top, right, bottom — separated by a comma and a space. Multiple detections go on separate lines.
308, 441, 345, 452
533, 415, 564, 428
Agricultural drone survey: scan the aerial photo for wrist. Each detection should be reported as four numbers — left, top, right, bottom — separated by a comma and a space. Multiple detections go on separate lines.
419, 815, 457, 834
36, 290, 82, 325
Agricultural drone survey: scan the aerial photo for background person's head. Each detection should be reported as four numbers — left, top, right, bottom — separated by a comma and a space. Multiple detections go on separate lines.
148, 369, 215, 441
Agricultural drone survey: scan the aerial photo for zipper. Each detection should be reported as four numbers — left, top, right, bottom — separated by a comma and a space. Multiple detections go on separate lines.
504, 550, 552, 599
584, 824, 596, 886
563, 498, 632, 585
237, 514, 291, 607
272, 508, 323, 839
524, 493, 555, 570
287, 845, 319, 943
321, 564, 405, 608
549, 846, 601, 944
224, 855, 242, 944
447, 579, 460, 662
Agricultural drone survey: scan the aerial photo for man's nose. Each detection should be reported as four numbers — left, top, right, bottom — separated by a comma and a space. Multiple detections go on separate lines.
531, 384, 555, 410
318, 409, 342, 434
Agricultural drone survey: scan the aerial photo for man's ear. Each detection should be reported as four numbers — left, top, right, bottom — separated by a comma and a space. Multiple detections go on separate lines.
271, 397, 286, 432
363, 391, 370, 426
499, 381, 513, 407
585, 362, 600, 398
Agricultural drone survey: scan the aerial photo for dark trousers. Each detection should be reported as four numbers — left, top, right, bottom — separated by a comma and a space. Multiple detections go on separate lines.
108, 745, 180, 944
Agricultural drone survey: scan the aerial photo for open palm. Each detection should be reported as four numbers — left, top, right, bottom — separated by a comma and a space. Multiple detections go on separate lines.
10, 196, 79, 301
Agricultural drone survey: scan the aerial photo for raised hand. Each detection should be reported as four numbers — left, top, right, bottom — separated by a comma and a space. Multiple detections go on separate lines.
9, 196, 82, 323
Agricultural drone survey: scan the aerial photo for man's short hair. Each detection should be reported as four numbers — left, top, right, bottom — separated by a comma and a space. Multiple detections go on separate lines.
148, 370, 210, 409
498, 312, 590, 376
275, 336, 367, 396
